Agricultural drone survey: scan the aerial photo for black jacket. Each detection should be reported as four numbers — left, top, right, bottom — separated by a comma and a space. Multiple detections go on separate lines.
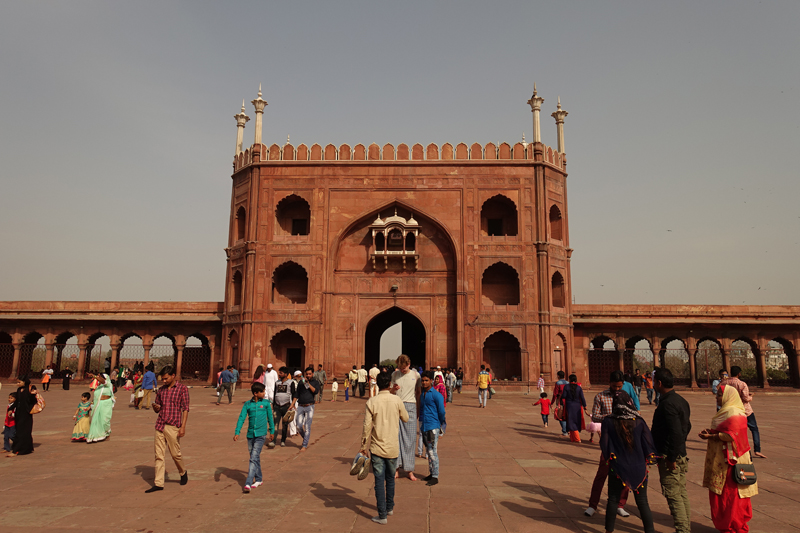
650, 390, 691, 462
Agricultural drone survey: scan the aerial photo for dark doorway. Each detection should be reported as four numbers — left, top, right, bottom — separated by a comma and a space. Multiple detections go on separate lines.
365, 307, 426, 369
287, 348, 302, 369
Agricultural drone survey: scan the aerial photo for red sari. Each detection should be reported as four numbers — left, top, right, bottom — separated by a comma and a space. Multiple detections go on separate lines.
703, 385, 757, 533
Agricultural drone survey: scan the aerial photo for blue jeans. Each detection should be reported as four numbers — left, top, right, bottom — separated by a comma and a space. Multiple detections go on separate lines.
634, 386, 642, 399
3, 425, 15, 452
646, 388, 654, 403
478, 388, 488, 407
446, 387, 453, 403
372, 455, 397, 519
245, 436, 265, 486
541, 414, 549, 425
421, 429, 440, 478
296, 404, 314, 448
559, 420, 568, 435
746, 412, 761, 453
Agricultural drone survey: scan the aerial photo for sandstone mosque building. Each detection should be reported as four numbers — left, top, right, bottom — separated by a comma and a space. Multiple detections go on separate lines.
1, 86, 798, 390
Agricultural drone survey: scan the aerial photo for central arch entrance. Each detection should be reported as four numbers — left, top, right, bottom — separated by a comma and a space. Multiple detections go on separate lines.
365, 307, 426, 369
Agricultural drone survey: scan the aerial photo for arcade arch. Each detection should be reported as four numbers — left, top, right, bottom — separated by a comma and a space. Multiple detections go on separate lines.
480, 195, 518, 237
482, 330, 521, 380
276, 194, 310, 236
481, 263, 520, 306
695, 338, 723, 387
588, 335, 617, 385
184, 334, 211, 380
730, 338, 758, 385
365, 307, 426, 369
0, 331, 12, 377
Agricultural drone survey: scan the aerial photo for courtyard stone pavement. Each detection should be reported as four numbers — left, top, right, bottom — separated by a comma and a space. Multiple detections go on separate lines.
1, 384, 798, 533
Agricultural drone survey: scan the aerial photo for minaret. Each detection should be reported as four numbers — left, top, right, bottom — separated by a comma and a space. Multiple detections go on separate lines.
234, 100, 249, 155
526, 83, 545, 143
551, 96, 568, 153
251, 84, 268, 145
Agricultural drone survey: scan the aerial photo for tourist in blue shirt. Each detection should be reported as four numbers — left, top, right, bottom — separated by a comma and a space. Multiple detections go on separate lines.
217, 366, 235, 405
418, 371, 446, 486
621, 379, 641, 410
141, 364, 157, 410
234, 382, 275, 492
230, 365, 240, 398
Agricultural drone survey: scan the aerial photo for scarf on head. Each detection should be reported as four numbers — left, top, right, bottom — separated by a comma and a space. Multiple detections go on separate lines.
611, 390, 640, 420
711, 384, 750, 460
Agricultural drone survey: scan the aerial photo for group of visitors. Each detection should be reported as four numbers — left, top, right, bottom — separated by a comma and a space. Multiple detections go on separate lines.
558, 366, 762, 533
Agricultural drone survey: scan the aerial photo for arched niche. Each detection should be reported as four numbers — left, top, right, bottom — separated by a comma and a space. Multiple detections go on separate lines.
481, 195, 518, 237
276, 194, 311, 236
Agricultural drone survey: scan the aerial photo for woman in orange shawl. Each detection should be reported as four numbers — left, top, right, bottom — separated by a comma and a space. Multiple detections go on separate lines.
699, 384, 757, 532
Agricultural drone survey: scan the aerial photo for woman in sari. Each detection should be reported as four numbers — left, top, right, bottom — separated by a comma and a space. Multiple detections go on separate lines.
132, 371, 144, 409
8, 376, 35, 457
561, 374, 588, 442
700, 384, 757, 532
600, 391, 658, 533
434, 374, 448, 434
86, 373, 115, 443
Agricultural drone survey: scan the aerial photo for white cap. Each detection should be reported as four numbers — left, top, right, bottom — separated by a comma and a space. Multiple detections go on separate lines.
293, 370, 302, 376
436, 366, 441, 369
267, 363, 273, 368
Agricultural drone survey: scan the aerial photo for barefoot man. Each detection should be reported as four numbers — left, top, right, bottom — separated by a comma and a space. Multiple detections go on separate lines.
390, 354, 421, 481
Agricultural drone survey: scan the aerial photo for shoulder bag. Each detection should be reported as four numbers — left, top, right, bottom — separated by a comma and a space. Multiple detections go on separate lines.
734, 463, 757, 485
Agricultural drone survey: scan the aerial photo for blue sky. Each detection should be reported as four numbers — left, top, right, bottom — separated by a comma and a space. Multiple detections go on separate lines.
1, 1, 798, 305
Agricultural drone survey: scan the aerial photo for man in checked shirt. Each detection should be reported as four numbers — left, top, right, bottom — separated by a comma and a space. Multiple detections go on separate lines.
145, 365, 189, 493
584, 370, 631, 519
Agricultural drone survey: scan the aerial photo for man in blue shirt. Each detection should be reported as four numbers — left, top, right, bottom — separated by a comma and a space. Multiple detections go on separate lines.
622, 376, 641, 410
230, 365, 240, 398
140, 364, 157, 410
217, 366, 235, 405
418, 371, 446, 487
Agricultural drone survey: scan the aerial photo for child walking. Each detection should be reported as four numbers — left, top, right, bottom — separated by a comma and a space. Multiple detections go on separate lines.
234, 382, 275, 493
331, 378, 339, 402
534, 392, 551, 427
3, 392, 16, 452
344, 377, 350, 402
71, 392, 92, 442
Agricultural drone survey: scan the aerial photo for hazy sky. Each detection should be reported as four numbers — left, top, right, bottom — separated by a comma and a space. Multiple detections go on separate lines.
1, 1, 798, 305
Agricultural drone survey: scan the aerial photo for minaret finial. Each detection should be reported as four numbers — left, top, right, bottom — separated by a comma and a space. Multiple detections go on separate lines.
258, 83, 262, 97
557, 96, 561, 109
527, 83, 545, 143
551, 96, 568, 153
251, 84, 268, 145
234, 99, 250, 155
241, 99, 246, 111
533, 82, 537, 96
286, 134, 290, 145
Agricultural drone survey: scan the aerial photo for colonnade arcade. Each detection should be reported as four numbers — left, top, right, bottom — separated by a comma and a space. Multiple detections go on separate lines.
581, 330, 799, 389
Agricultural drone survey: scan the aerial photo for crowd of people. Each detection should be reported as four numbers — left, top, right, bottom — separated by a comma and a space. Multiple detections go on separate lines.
1, 355, 770, 532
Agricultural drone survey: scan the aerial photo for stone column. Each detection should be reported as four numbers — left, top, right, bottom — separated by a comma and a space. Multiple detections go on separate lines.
251, 84, 268, 146
720, 338, 731, 373
45, 342, 55, 371
110, 344, 120, 370
208, 342, 216, 384
688, 347, 698, 388
527, 83, 544, 143
234, 100, 249, 155
757, 339, 770, 389
551, 97, 568, 153
176, 344, 185, 379
11, 343, 21, 378
143, 344, 152, 367
77, 344, 87, 380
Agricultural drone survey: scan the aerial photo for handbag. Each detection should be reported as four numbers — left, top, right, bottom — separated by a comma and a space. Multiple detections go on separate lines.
31, 393, 46, 414
734, 463, 757, 485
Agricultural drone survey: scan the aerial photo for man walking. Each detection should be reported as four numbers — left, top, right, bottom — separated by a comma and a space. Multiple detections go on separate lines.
369, 364, 380, 397
445, 369, 456, 404
145, 366, 189, 493
644, 371, 654, 405
269, 366, 296, 448
727, 365, 766, 458
264, 363, 279, 402
361, 372, 409, 524
585, 370, 630, 518
295, 367, 320, 451
313, 364, 327, 404
230, 365, 240, 398
357, 365, 368, 397
216, 366, 235, 405
651, 368, 692, 533
418, 371, 446, 486
633, 369, 643, 401
349, 366, 359, 397
140, 363, 157, 410
391, 354, 421, 481
476, 365, 491, 408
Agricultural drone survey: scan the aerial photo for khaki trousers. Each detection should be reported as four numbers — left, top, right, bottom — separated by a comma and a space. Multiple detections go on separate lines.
331, 391, 338, 402
155, 425, 186, 487
141, 389, 153, 409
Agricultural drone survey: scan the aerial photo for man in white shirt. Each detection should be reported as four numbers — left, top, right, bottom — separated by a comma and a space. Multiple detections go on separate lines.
264, 363, 279, 402
434, 366, 444, 383
369, 364, 380, 397
357, 365, 368, 397
390, 354, 421, 481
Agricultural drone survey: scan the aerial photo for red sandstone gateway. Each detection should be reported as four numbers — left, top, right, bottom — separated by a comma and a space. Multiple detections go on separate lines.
0, 87, 798, 389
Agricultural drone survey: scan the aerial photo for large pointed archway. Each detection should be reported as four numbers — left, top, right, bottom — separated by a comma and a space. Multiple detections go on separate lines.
365, 307, 426, 369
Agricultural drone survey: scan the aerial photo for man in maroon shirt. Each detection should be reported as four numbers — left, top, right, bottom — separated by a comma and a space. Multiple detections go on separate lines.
145, 366, 190, 493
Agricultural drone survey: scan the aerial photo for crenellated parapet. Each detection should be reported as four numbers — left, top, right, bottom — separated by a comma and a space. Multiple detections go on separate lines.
233, 141, 565, 172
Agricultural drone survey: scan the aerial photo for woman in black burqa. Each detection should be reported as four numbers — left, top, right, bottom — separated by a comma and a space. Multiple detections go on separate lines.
8, 375, 36, 456
600, 390, 658, 533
